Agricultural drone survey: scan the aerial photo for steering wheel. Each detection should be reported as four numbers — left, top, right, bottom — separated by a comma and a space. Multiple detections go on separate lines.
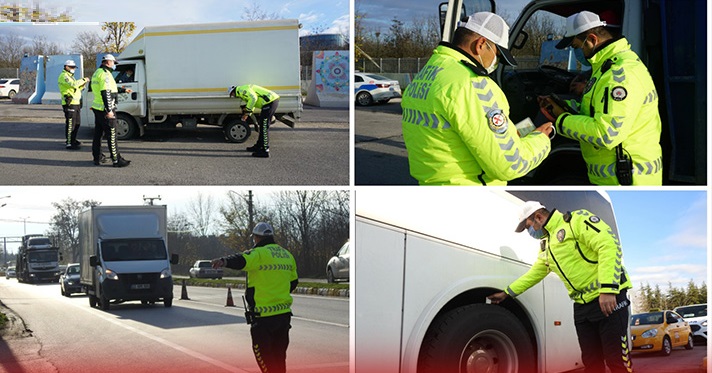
537, 65, 578, 87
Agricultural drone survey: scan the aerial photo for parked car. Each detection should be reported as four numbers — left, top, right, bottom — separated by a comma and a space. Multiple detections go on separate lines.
674, 303, 707, 344
354, 72, 401, 106
60, 263, 83, 296
189, 260, 223, 279
5, 266, 16, 279
326, 241, 349, 283
0, 78, 20, 99
631, 310, 693, 356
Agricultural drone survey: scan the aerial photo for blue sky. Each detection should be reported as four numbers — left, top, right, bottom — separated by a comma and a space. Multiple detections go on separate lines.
1, 0, 349, 50
608, 190, 708, 291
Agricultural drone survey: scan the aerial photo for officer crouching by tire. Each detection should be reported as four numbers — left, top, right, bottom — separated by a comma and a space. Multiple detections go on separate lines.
212, 222, 298, 373
228, 84, 280, 158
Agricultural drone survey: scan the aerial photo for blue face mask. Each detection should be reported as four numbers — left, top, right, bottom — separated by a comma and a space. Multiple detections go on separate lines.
527, 226, 545, 239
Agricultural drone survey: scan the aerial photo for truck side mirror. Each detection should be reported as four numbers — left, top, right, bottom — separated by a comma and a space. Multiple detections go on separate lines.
171, 254, 179, 265
89, 255, 98, 267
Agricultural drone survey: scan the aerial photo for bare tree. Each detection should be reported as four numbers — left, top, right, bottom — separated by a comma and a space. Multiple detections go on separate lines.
47, 198, 101, 263
101, 22, 136, 54
71, 31, 103, 70
0, 32, 25, 68
220, 191, 265, 251
242, 1, 281, 21
186, 193, 216, 237
22, 35, 65, 57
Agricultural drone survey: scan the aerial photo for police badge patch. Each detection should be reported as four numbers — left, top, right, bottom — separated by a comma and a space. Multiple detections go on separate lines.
557, 229, 566, 242
589, 216, 600, 223
611, 86, 627, 101
487, 109, 508, 134
583, 77, 597, 94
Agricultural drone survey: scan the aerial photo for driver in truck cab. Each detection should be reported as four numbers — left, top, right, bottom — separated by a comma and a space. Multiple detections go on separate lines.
401, 12, 554, 185
541, 11, 663, 186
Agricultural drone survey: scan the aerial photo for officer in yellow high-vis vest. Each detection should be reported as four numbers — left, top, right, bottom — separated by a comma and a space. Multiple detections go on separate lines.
489, 201, 634, 373
58, 60, 89, 150
544, 11, 662, 185
90, 54, 131, 167
212, 222, 298, 373
229, 84, 280, 158
401, 12, 554, 185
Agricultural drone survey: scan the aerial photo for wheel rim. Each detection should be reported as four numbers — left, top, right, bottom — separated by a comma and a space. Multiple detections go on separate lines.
357, 93, 371, 106
460, 329, 518, 373
229, 124, 248, 141
664, 339, 671, 354
116, 119, 131, 138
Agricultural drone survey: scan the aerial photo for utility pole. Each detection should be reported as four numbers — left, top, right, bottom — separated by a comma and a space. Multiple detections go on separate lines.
143, 195, 162, 206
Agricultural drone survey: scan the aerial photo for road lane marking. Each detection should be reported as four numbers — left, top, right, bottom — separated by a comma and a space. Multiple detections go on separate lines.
67, 300, 251, 373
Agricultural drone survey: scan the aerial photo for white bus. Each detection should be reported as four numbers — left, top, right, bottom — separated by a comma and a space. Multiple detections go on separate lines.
355, 189, 620, 373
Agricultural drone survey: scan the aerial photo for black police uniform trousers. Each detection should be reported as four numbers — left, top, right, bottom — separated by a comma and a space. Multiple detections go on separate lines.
91, 108, 120, 163
63, 103, 81, 145
250, 312, 291, 373
254, 99, 279, 152
574, 290, 633, 373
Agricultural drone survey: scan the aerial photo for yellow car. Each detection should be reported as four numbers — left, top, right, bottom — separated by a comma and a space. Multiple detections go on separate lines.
631, 310, 693, 356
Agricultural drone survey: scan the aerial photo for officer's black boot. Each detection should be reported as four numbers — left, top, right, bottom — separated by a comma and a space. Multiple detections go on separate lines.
251, 149, 269, 158
113, 156, 131, 168
246, 144, 259, 152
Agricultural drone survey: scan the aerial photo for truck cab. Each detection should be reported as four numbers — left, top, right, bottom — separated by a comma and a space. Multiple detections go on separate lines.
440, 0, 706, 184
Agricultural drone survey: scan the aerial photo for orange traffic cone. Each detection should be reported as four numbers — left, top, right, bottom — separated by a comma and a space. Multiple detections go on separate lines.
225, 286, 236, 307
180, 279, 190, 300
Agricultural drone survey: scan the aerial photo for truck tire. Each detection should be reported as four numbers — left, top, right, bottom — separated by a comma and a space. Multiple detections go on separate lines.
164, 297, 173, 308
89, 294, 97, 308
115, 113, 138, 140
223, 119, 251, 143
99, 288, 111, 311
418, 304, 536, 373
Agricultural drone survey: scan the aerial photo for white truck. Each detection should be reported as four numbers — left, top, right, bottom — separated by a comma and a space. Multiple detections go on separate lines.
81, 19, 302, 142
355, 189, 621, 373
79, 205, 178, 310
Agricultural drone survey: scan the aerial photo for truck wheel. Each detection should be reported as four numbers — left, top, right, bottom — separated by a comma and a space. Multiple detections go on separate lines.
164, 298, 173, 308
418, 304, 535, 373
89, 294, 97, 308
115, 113, 138, 140
99, 290, 111, 311
223, 119, 251, 143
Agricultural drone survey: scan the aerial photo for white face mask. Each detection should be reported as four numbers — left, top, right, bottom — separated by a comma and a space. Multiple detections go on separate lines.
478, 41, 499, 74
68, 68, 76, 74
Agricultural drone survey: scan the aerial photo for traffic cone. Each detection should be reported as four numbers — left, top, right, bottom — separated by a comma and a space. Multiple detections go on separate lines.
180, 279, 190, 300
225, 286, 236, 307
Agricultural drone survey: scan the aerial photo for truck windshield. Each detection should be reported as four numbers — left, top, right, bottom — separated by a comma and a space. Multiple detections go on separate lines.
28, 238, 52, 246
675, 305, 707, 318
28, 251, 58, 262
101, 239, 167, 261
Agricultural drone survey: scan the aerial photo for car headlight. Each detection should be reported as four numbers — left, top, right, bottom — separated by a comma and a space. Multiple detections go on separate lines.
702, 321, 708, 327
160, 268, 171, 279
105, 269, 119, 280
641, 329, 658, 338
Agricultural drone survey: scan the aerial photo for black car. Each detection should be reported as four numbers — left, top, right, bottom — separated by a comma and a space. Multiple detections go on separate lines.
60, 263, 83, 296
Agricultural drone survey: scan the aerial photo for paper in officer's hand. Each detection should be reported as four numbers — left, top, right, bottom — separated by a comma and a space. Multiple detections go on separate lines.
515, 117, 536, 137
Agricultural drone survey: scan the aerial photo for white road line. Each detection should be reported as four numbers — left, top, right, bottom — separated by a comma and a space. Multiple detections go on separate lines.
67, 300, 251, 373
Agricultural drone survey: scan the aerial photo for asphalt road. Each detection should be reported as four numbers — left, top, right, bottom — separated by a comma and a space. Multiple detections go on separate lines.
354, 98, 417, 185
0, 278, 348, 373
0, 100, 349, 185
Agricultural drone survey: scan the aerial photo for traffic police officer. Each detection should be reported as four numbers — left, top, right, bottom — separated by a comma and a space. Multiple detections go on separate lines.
90, 54, 131, 167
212, 222, 298, 373
58, 60, 89, 150
229, 84, 280, 158
401, 12, 554, 185
489, 201, 633, 373
545, 11, 662, 185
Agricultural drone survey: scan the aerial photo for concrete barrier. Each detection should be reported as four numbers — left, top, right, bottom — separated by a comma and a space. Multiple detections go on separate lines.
303, 50, 349, 108
12, 55, 45, 104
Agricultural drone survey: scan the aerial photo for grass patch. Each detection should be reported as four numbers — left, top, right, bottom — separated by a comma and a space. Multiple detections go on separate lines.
0, 311, 8, 330
173, 277, 349, 290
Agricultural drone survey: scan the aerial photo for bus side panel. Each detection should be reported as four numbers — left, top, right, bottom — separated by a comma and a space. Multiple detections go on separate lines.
355, 219, 407, 373
543, 275, 583, 372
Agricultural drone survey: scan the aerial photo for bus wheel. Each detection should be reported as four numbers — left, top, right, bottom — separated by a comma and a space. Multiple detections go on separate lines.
418, 304, 535, 373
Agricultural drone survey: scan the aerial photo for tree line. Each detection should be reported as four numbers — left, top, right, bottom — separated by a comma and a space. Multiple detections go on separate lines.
45, 191, 349, 278
632, 281, 707, 313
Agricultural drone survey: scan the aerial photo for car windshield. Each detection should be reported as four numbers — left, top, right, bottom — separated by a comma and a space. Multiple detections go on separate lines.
67, 265, 80, 275
198, 261, 212, 268
631, 312, 664, 326
0, 79, 7, 84
101, 239, 167, 261
676, 305, 707, 318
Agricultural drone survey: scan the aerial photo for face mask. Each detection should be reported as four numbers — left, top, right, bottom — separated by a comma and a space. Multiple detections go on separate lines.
527, 226, 545, 240
68, 68, 76, 74
111, 64, 117, 71
478, 42, 499, 74
574, 48, 591, 67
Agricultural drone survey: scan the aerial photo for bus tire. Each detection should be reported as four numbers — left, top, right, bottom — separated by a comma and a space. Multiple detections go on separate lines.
418, 303, 536, 373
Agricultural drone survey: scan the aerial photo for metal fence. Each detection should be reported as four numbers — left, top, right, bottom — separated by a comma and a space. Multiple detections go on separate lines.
0, 68, 19, 78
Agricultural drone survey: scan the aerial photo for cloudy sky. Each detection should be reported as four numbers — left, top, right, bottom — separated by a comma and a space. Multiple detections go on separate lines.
0, 0, 349, 51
